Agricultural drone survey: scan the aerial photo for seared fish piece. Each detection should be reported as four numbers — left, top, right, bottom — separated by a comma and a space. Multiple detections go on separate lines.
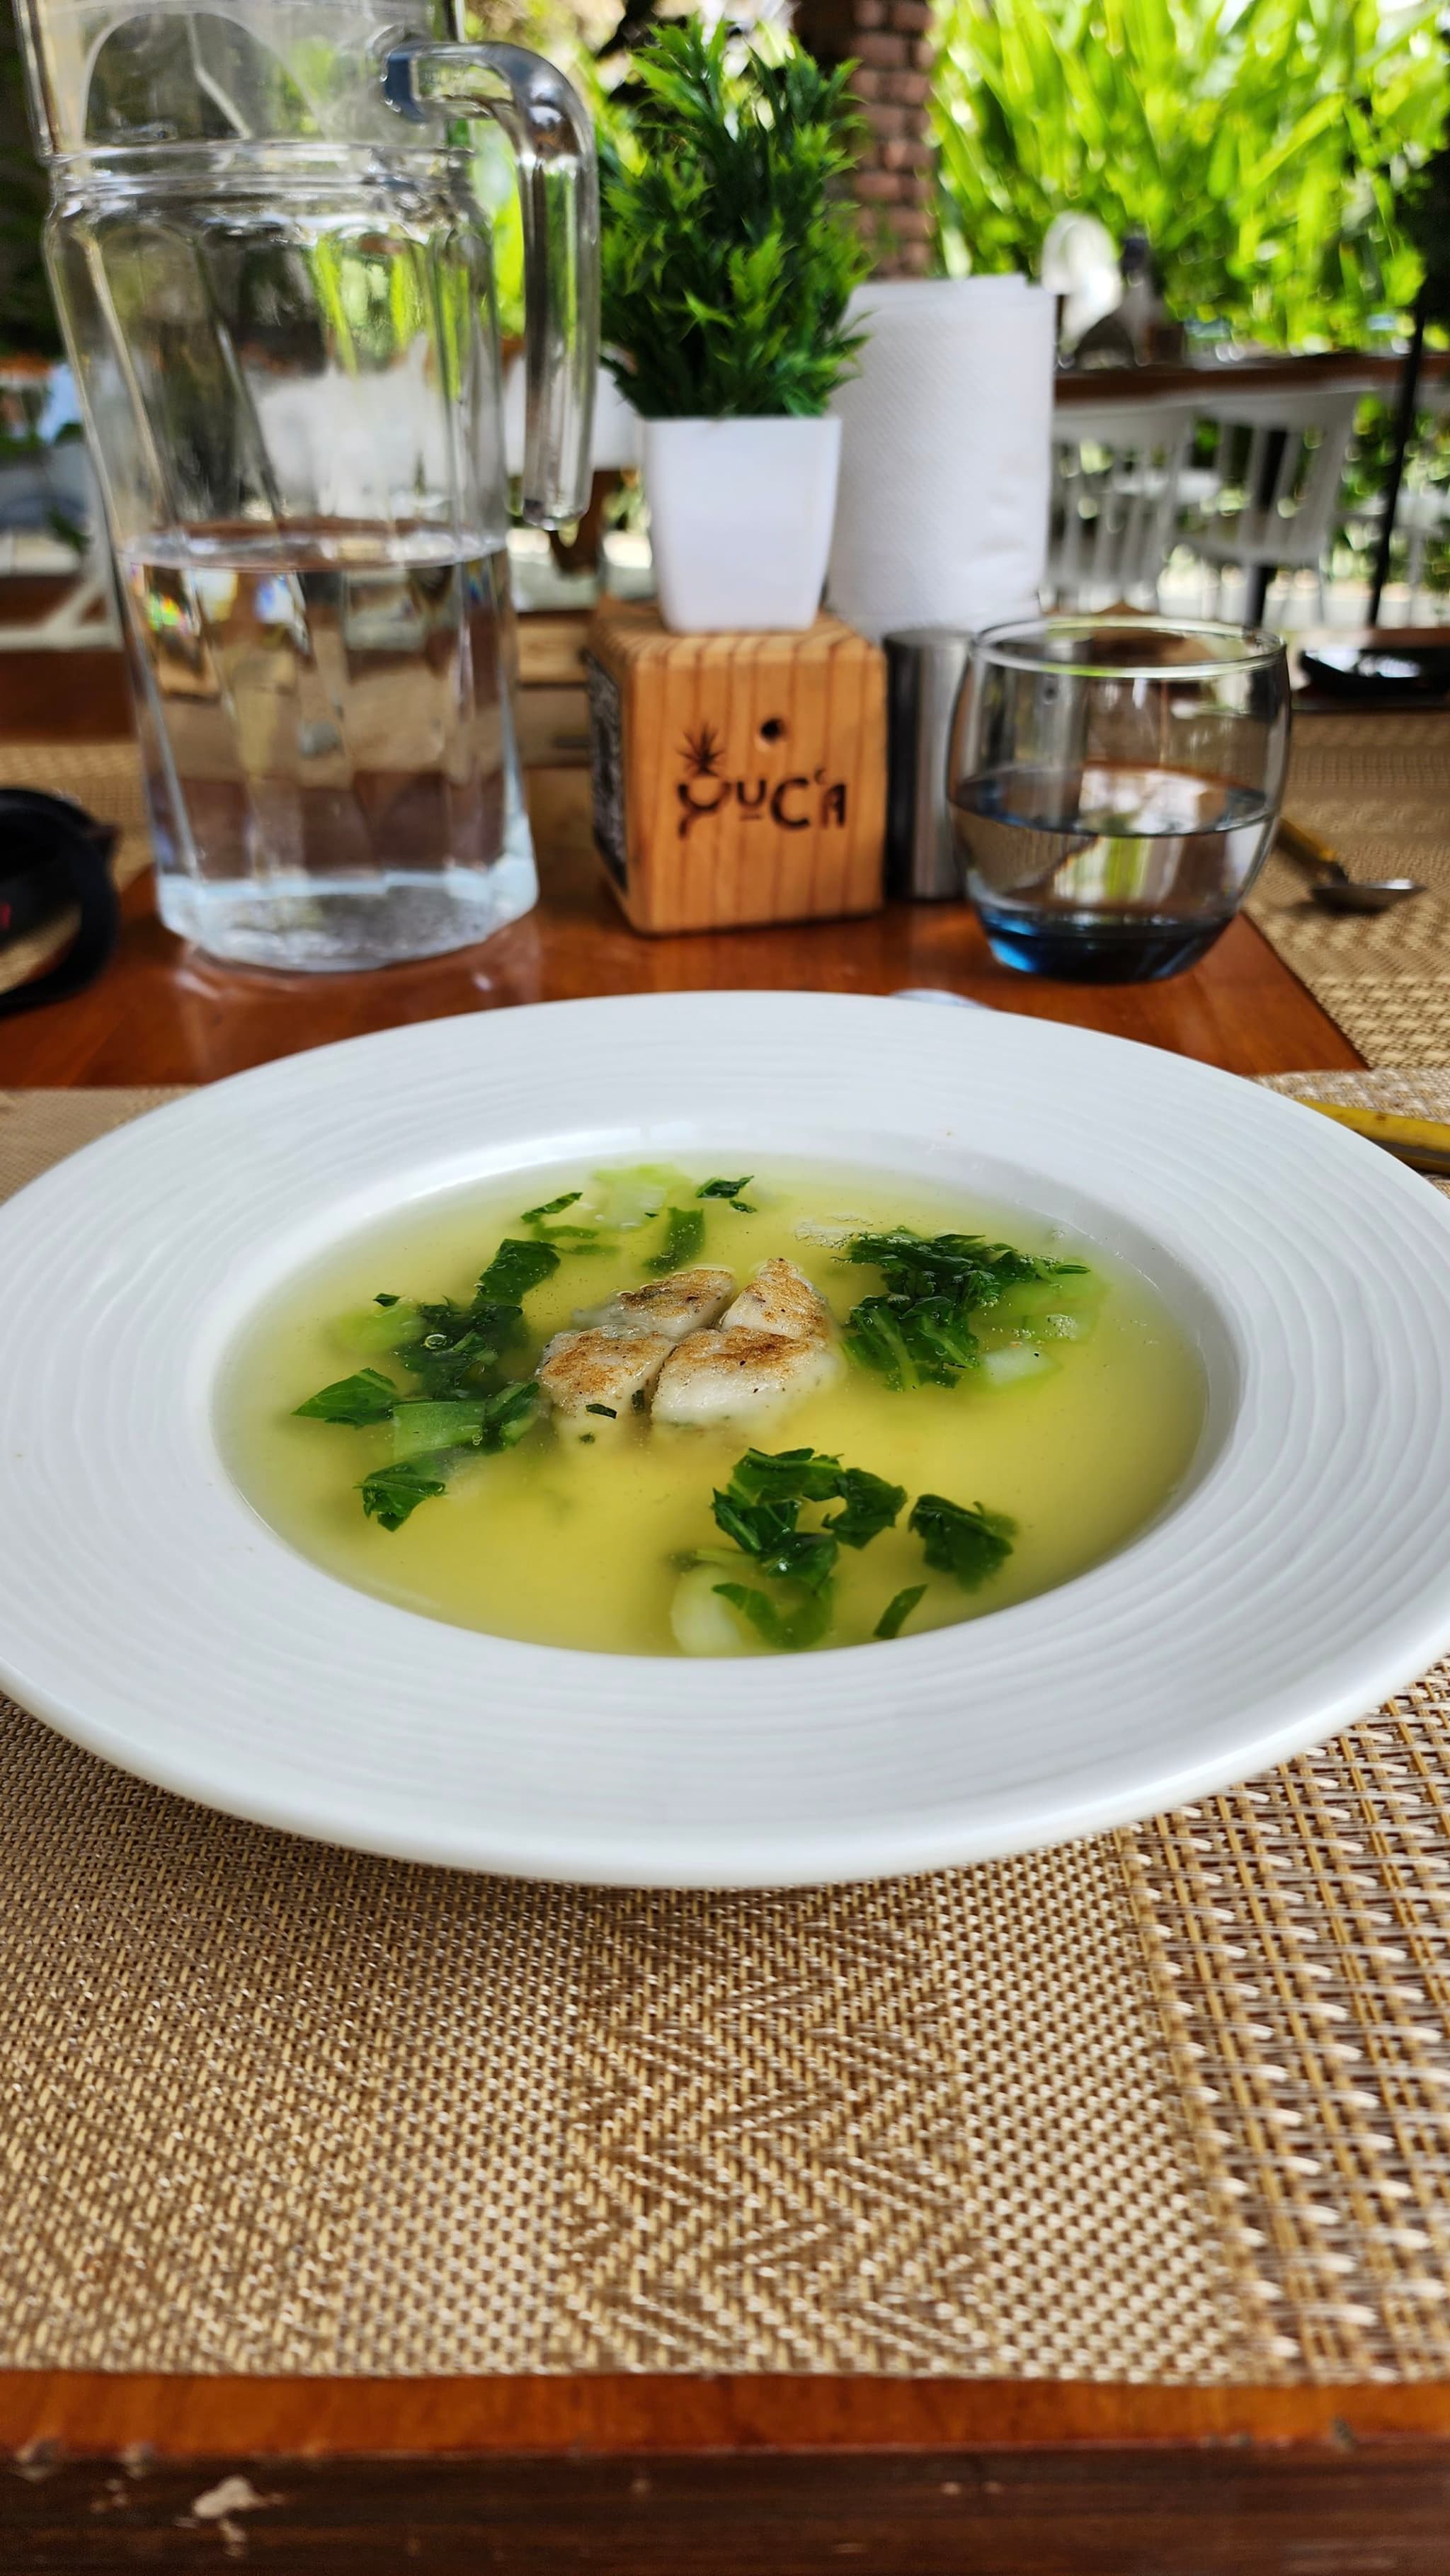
576, 1266, 736, 1345
539, 1328, 673, 1440
721, 1256, 834, 1344
653, 1328, 843, 1428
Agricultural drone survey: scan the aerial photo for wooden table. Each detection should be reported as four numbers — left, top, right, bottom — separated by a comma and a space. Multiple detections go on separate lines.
1054, 344, 1450, 407
8, 646, 1450, 2576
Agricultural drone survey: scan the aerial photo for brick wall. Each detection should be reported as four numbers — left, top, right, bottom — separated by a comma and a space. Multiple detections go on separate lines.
794, 0, 936, 276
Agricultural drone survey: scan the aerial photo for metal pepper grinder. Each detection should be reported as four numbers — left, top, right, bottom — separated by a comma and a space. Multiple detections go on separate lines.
883, 627, 975, 901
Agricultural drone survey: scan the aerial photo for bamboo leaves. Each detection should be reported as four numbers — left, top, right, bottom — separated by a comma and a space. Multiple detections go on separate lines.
932, 0, 1448, 348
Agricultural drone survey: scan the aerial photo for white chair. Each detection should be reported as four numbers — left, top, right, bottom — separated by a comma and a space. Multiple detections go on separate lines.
1048, 399, 1195, 609
1179, 387, 1361, 623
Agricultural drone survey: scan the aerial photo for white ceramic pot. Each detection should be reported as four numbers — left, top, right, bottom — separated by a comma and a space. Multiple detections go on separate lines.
643, 414, 842, 632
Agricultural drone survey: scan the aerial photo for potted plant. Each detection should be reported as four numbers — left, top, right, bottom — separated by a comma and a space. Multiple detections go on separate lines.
600, 21, 869, 633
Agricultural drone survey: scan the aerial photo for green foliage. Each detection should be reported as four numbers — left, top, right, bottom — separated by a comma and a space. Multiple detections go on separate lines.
600, 20, 870, 418
932, 0, 1450, 348
1400, 30, 1450, 330
0, 1, 62, 359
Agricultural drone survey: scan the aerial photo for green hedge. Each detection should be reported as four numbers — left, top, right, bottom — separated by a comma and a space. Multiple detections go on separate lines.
932, 0, 1449, 348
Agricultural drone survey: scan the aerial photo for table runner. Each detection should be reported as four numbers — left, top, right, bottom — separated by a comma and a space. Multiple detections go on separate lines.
2, 1080, 1450, 2381
1248, 712, 1450, 1067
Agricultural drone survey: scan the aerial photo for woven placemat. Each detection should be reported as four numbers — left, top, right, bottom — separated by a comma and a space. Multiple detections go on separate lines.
1249, 713, 1450, 1068
2, 1079, 1450, 2382
0, 739, 150, 1001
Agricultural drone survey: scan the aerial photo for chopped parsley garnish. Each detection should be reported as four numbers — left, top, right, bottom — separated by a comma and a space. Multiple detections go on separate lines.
358, 1458, 447, 1529
373, 1292, 401, 1308
697, 1176, 755, 1210
843, 1228, 1087, 1390
874, 1584, 927, 1641
644, 1204, 707, 1273
908, 1493, 1016, 1590
294, 1367, 397, 1426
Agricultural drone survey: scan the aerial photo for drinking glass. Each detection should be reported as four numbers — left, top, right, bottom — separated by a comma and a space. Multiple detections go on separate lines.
948, 616, 1290, 981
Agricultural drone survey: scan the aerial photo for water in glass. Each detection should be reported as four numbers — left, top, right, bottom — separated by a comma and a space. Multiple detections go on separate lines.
949, 617, 1290, 983
122, 523, 532, 971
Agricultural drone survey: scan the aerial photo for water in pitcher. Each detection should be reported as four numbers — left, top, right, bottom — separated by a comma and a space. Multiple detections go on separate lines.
951, 761, 1274, 982
120, 523, 536, 972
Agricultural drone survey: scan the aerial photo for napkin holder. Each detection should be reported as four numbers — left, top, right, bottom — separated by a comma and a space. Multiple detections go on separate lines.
584, 602, 886, 934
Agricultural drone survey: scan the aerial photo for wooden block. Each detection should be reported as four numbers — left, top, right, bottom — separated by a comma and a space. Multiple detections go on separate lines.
583, 604, 887, 934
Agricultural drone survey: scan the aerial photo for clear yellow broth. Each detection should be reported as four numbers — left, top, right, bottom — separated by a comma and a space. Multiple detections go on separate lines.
221, 1161, 1205, 1655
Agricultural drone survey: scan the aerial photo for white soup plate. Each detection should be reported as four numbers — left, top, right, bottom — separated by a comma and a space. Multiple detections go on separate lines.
2, 991, 1450, 1888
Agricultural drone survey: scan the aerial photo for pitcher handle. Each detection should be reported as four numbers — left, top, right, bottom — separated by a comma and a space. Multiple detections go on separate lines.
384, 40, 598, 530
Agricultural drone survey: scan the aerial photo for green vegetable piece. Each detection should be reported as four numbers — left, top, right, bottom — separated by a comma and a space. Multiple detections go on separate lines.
706, 1445, 908, 1641
712, 1582, 833, 1654
337, 1300, 424, 1357
374, 1292, 401, 1309
843, 1300, 921, 1391
404, 1317, 503, 1400
729, 1446, 843, 1507
476, 1238, 561, 1304
469, 1296, 527, 1350
585, 1164, 692, 1231
295, 1367, 397, 1427
754, 1529, 838, 1595
644, 1204, 707, 1273
358, 1458, 447, 1530
586, 1402, 617, 1419
826, 1467, 907, 1549
696, 1176, 755, 1209
710, 1445, 904, 1609
843, 1227, 1088, 1392
521, 1191, 582, 1222
392, 1399, 491, 1462
476, 1380, 540, 1452
908, 1493, 1017, 1590
874, 1585, 927, 1641
713, 1447, 835, 1561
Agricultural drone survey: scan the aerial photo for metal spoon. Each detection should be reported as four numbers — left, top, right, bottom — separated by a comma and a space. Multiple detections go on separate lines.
1277, 815, 1426, 914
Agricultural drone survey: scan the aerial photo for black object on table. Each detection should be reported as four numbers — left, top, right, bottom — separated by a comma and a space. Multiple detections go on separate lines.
0, 788, 120, 1018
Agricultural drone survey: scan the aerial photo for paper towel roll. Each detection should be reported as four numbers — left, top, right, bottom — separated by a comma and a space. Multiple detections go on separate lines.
827, 276, 1054, 642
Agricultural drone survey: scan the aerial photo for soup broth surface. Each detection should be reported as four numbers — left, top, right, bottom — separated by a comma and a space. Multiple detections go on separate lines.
222, 1160, 1205, 1655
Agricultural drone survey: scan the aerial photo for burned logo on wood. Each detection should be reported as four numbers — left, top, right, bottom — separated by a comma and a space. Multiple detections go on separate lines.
678, 723, 850, 842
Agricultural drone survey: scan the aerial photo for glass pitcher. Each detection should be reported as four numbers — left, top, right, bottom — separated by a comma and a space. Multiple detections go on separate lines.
16, 0, 598, 969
